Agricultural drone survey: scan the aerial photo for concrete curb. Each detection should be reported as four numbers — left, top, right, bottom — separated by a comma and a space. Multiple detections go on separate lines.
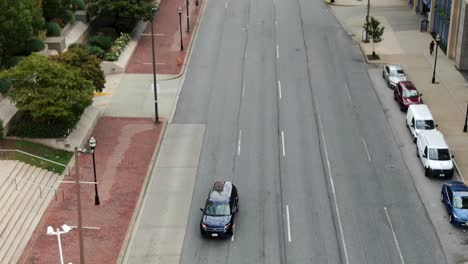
116, 119, 167, 264
327, 4, 387, 66
157, 0, 208, 81
454, 159, 466, 183
366, 69, 450, 264
325, 0, 364, 7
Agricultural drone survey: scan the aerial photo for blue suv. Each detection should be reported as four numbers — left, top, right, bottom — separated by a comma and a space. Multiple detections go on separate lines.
200, 181, 239, 238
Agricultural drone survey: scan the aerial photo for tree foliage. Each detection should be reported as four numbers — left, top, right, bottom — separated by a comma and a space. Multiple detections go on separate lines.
0, 0, 44, 67
0, 54, 93, 126
364, 17, 385, 56
52, 46, 106, 92
87, 0, 153, 33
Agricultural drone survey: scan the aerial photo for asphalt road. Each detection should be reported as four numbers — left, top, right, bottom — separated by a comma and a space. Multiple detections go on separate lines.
174, 0, 448, 262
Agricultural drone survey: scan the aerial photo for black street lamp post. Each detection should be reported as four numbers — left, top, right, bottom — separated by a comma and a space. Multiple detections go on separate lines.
178, 7, 184, 51
432, 34, 440, 84
196, 0, 199, 6
150, 6, 160, 123
89, 137, 100, 205
463, 103, 468, 133
186, 0, 190, 32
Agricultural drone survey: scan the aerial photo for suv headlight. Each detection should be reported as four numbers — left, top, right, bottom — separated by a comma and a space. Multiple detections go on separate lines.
224, 223, 231, 230
201, 223, 207, 230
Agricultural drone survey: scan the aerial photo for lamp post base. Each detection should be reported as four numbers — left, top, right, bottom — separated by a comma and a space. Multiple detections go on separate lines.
95, 196, 100, 206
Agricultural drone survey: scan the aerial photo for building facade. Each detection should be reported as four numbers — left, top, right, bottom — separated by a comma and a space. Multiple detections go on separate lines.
412, 0, 468, 70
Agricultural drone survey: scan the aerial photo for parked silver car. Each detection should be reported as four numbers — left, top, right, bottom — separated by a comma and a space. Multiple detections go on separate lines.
382, 64, 407, 89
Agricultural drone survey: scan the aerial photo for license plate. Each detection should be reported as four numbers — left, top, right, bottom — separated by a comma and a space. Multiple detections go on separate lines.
211, 234, 218, 237
440, 174, 445, 177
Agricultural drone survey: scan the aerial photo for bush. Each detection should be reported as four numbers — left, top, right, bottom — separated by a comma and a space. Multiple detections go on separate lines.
8, 113, 72, 138
6, 56, 24, 67
0, 79, 11, 95
85, 45, 105, 59
73, 0, 86, 10
46, 22, 61, 37
63, 9, 75, 25
96, 27, 118, 40
42, 0, 63, 21
105, 33, 131, 61
26, 39, 45, 53
37, 30, 48, 41
89, 35, 113, 51
114, 17, 138, 34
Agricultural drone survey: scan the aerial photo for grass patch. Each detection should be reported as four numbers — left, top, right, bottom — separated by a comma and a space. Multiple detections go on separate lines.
0, 139, 72, 174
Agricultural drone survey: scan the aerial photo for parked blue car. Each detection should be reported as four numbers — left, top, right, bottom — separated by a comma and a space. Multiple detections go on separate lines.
441, 181, 468, 227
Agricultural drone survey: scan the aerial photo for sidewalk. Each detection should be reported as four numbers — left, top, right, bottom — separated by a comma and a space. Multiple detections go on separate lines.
331, 1, 468, 180
17, 0, 203, 261
126, 0, 203, 75
19, 117, 165, 264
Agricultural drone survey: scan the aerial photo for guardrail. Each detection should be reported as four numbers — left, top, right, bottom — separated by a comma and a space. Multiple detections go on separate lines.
8, 175, 64, 201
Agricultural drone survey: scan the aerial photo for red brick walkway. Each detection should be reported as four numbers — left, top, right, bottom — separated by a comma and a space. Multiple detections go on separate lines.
126, 0, 203, 74
19, 117, 165, 264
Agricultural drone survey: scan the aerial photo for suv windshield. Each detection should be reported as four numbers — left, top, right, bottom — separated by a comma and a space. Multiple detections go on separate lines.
453, 193, 468, 209
428, 148, 451, 161
415, 120, 435, 130
204, 201, 230, 216
402, 90, 419, 98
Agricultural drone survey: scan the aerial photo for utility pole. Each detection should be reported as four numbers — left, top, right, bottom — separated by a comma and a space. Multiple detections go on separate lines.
75, 148, 85, 264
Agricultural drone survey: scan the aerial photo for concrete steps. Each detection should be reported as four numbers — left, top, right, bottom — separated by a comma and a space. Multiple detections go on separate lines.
0, 161, 62, 263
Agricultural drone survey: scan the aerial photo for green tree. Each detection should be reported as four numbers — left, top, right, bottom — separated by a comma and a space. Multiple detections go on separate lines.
87, 0, 152, 33
27, 0, 45, 35
0, 0, 33, 66
0, 0, 45, 67
52, 46, 106, 92
364, 17, 385, 57
0, 54, 93, 127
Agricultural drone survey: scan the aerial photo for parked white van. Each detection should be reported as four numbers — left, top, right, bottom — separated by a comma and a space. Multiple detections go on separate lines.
416, 130, 454, 178
406, 104, 437, 142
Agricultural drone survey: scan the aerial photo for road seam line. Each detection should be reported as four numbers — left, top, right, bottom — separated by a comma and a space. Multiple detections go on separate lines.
286, 205, 292, 242
276, 44, 280, 59
225, 1, 228, 8
384, 207, 405, 264
237, 130, 242, 156
344, 83, 352, 103
278, 80, 282, 99
242, 80, 245, 97
281, 130, 286, 157
316, 103, 350, 264
361, 137, 371, 161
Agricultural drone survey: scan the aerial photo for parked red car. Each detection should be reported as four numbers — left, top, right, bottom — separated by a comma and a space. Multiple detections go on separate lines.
394, 81, 423, 111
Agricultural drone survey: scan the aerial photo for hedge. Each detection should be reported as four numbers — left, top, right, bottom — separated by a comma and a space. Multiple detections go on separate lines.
89, 35, 113, 51
26, 38, 45, 53
73, 0, 86, 10
63, 9, 75, 25
96, 27, 118, 40
46, 22, 61, 37
8, 113, 72, 138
